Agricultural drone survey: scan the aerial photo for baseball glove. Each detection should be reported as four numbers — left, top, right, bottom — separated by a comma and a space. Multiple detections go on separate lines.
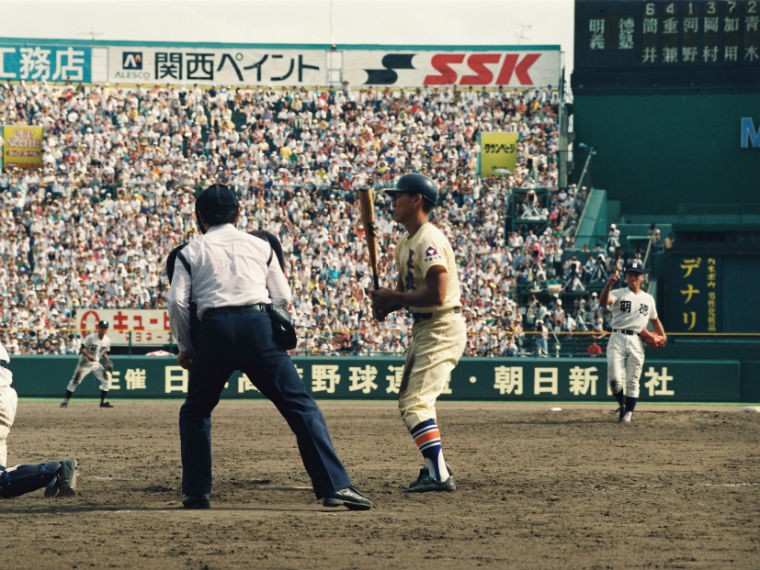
103, 361, 114, 373
639, 329, 666, 349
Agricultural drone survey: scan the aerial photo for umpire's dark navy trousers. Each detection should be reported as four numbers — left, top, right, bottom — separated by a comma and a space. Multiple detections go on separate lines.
178, 306, 352, 499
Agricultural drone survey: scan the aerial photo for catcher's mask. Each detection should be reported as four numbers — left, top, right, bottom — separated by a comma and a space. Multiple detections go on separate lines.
195, 183, 239, 229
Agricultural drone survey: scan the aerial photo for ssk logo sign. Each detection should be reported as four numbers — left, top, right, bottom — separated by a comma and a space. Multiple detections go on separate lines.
362, 52, 547, 87
424, 53, 541, 86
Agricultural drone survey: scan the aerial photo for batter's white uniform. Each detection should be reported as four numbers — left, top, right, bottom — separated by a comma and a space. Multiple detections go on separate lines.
396, 222, 467, 430
66, 333, 112, 392
0, 342, 19, 467
606, 286, 658, 398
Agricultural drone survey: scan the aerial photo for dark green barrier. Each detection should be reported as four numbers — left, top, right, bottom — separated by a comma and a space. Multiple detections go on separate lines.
8, 356, 744, 403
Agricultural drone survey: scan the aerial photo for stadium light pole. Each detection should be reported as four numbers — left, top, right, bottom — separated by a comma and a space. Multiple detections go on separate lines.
576, 142, 597, 191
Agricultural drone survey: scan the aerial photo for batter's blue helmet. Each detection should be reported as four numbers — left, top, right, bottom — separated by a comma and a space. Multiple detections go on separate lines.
98, 320, 110, 329
386, 173, 439, 206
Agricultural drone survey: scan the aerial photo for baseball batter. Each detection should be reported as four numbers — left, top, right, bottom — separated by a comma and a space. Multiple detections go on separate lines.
371, 173, 467, 493
599, 259, 666, 423
60, 320, 114, 408
1, 340, 78, 498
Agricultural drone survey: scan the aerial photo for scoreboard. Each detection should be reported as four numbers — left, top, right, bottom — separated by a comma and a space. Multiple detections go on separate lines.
573, 0, 760, 92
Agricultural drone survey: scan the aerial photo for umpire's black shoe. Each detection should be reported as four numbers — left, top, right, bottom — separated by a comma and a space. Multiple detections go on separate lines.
182, 494, 211, 509
323, 486, 373, 510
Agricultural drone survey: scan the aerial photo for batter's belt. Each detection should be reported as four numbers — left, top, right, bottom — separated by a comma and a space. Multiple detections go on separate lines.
411, 306, 461, 324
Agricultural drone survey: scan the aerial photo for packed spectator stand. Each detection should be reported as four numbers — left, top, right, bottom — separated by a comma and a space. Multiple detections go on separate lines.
0, 81, 630, 357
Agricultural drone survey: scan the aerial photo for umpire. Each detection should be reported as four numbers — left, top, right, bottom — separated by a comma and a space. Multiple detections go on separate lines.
167, 183, 372, 510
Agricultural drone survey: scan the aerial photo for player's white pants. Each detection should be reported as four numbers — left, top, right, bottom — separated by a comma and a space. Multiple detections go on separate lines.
0, 385, 18, 467
399, 312, 467, 431
67, 361, 110, 392
606, 332, 645, 399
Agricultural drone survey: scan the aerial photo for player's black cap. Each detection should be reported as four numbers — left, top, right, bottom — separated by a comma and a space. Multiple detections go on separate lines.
98, 320, 110, 329
195, 183, 239, 225
624, 259, 645, 274
385, 173, 439, 206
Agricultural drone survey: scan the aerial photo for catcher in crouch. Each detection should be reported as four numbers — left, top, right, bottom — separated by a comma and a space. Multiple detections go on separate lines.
599, 258, 667, 423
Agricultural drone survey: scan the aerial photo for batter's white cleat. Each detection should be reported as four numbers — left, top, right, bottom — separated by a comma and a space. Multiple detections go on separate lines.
621, 411, 633, 423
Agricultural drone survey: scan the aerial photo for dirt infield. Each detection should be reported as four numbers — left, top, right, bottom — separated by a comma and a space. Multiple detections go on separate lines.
2, 400, 758, 570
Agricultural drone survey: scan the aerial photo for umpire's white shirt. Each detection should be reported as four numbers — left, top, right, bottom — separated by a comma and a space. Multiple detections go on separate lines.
167, 224, 291, 353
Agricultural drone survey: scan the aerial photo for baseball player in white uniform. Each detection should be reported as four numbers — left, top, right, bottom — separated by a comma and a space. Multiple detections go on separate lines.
372, 173, 467, 493
60, 320, 115, 408
0, 342, 18, 470
1, 340, 78, 498
599, 259, 667, 423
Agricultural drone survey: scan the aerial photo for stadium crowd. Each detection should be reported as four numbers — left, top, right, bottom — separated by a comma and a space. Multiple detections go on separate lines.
0, 81, 628, 357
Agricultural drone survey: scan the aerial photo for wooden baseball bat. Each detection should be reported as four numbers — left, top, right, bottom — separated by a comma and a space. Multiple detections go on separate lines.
358, 186, 380, 290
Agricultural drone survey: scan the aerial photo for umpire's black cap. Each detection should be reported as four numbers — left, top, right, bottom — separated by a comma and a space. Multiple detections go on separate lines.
385, 173, 439, 206
195, 183, 239, 226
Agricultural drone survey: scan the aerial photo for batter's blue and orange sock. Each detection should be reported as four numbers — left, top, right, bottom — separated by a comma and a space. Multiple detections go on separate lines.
410, 420, 450, 482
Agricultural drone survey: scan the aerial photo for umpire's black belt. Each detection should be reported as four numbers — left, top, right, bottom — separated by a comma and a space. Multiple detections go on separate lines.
613, 328, 637, 336
412, 306, 461, 324
204, 303, 270, 317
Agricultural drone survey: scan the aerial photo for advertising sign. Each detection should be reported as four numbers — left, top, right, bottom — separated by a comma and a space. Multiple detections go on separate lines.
107, 47, 324, 85
665, 255, 722, 333
0, 43, 91, 82
76, 308, 172, 346
10, 356, 741, 402
2, 125, 43, 169
0, 40, 562, 88
341, 49, 561, 88
479, 132, 519, 175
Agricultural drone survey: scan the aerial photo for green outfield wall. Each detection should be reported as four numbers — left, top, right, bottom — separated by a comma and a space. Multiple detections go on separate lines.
10, 356, 754, 403
572, 93, 759, 216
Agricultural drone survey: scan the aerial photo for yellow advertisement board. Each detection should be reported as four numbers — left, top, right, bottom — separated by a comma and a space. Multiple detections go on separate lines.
2, 125, 44, 169
479, 132, 518, 176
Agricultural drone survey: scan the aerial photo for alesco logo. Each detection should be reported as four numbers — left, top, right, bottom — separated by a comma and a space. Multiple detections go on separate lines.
122, 52, 143, 70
